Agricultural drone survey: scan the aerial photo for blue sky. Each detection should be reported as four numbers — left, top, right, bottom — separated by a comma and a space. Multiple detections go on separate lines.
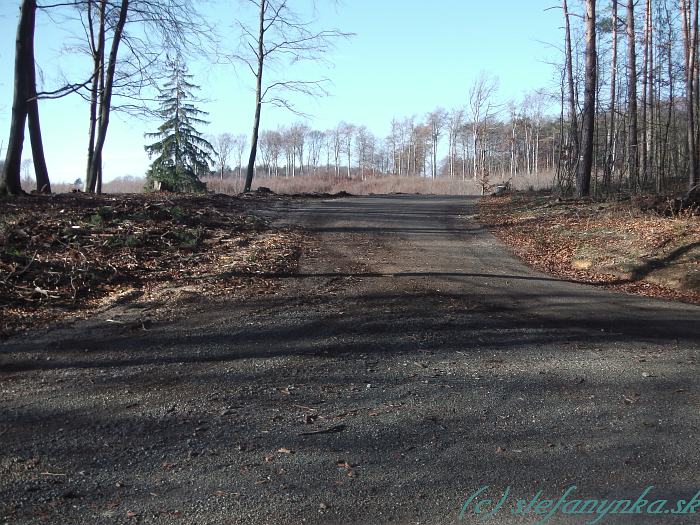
0, 1, 565, 183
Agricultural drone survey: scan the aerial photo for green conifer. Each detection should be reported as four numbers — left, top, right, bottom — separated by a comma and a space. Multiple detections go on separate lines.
144, 58, 213, 192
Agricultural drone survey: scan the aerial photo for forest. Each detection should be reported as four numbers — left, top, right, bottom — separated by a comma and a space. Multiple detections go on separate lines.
1, 0, 699, 202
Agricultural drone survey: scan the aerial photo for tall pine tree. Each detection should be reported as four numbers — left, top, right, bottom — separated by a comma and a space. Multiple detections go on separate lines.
145, 58, 213, 192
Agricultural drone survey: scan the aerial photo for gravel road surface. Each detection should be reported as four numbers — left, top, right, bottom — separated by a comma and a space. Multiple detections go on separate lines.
1, 195, 699, 525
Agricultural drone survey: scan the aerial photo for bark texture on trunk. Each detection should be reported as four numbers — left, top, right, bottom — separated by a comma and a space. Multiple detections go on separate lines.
85, 0, 106, 191
627, 0, 639, 191
681, 0, 699, 194
577, 0, 597, 197
25, 0, 50, 193
244, 0, 266, 193
86, 0, 128, 194
604, 0, 618, 188
1, 0, 45, 196
563, 0, 579, 176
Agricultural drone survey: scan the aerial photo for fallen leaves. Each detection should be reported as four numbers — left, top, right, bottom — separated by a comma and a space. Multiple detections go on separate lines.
479, 193, 700, 304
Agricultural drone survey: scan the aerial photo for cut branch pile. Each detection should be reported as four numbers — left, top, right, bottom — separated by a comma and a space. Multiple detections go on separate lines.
0, 193, 302, 337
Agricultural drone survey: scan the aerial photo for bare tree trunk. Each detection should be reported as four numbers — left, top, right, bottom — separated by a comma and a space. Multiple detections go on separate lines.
27, 96, 50, 193
535, 125, 540, 179
86, 0, 128, 193
0, 0, 33, 196
244, 0, 265, 192
433, 139, 438, 179
682, 0, 700, 193
525, 125, 531, 174
291, 147, 296, 178
694, 0, 700, 188
510, 119, 516, 177
627, 0, 639, 191
556, 72, 566, 187
577, 0, 597, 197
1, 0, 50, 196
640, 0, 651, 186
472, 124, 478, 179
448, 132, 454, 178
85, 0, 105, 191
604, 0, 618, 189
335, 133, 341, 178
659, 8, 674, 191
406, 144, 410, 177
25, 1, 49, 194
563, 0, 579, 178
646, 0, 655, 190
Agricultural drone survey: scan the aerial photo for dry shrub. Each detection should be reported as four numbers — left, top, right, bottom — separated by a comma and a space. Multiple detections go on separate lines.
20, 169, 555, 196
201, 170, 555, 196
203, 176, 246, 194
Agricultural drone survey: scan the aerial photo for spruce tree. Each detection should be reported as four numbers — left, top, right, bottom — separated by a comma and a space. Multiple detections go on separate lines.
144, 58, 214, 192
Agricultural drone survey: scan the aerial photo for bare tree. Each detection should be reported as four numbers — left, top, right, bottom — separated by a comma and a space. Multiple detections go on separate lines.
290, 122, 309, 176
562, 0, 579, 179
427, 108, 447, 179
457, 122, 470, 180
215, 133, 234, 179
259, 129, 281, 177
355, 125, 375, 180
603, 0, 619, 188
332, 124, 343, 177
388, 118, 401, 175
447, 108, 465, 179
234, 134, 248, 179
402, 117, 416, 176
235, 0, 349, 192
411, 123, 430, 177
521, 91, 546, 179
627, 0, 639, 191
640, 0, 652, 185
1, 0, 50, 196
341, 122, 355, 178
469, 72, 499, 179
506, 101, 519, 177
20, 158, 34, 189
306, 129, 325, 174
84, 0, 129, 193
280, 126, 293, 177
681, 0, 699, 193
576, 0, 596, 197
78, 0, 213, 193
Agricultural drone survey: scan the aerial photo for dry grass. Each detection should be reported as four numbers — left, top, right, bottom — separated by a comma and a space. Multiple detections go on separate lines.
22, 175, 146, 194
20, 169, 555, 196
203, 170, 555, 196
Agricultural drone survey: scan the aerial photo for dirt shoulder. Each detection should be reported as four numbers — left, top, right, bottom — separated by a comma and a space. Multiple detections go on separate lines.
478, 192, 700, 304
0, 192, 304, 338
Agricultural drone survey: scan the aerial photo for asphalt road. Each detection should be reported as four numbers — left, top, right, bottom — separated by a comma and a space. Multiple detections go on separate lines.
1, 195, 699, 525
